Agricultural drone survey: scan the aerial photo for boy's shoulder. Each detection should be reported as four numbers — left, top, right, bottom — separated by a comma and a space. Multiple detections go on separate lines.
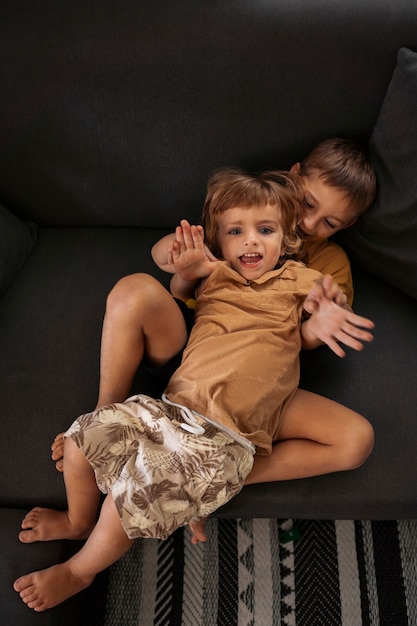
305, 237, 349, 263
305, 238, 353, 305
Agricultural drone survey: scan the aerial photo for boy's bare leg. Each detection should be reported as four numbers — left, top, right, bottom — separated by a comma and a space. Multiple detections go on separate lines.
20, 438, 100, 543
14, 492, 133, 612
245, 388, 374, 485
97, 273, 188, 406
52, 273, 188, 471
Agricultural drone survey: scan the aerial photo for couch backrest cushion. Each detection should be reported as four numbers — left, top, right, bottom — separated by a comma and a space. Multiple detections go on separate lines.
338, 47, 417, 300
0, 1, 417, 228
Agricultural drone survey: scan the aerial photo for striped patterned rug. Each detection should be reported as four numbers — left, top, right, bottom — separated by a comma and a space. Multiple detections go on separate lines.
102, 519, 417, 626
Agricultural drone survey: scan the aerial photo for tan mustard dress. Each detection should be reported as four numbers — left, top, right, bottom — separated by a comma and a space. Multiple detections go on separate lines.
165, 260, 322, 455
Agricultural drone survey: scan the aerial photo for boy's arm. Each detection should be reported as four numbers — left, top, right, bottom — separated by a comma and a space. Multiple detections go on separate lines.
301, 275, 374, 357
303, 274, 349, 312
151, 233, 177, 274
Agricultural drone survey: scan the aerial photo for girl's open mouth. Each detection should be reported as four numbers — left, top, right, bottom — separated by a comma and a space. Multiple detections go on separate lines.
239, 253, 263, 266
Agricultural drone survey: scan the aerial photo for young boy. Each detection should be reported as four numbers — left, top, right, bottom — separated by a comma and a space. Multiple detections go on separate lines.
15, 168, 374, 611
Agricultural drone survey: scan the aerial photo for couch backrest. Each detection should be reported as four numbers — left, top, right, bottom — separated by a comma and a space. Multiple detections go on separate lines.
1, 0, 417, 228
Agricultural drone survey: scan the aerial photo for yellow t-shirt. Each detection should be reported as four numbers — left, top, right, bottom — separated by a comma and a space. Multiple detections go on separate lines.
305, 238, 353, 306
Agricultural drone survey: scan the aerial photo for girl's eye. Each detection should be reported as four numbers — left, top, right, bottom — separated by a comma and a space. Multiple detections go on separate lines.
229, 228, 241, 235
259, 227, 273, 234
324, 219, 336, 229
303, 198, 314, 210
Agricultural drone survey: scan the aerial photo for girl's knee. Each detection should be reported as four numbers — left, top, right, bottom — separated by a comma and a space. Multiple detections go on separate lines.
340, 417, 374, 470
63, 436, 91, 471
106, 273, 165, 315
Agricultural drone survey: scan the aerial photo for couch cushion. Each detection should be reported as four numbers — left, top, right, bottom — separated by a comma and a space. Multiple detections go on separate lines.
0, 227, 171, 510
0, 204, 37, 296
337, 47, 417, 300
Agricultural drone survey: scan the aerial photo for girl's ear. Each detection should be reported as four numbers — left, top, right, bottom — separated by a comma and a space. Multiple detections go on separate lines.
290, 162, 301, 174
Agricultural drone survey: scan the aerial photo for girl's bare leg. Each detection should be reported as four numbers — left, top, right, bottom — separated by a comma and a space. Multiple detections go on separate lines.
14, 492, 133, 612
52, 273, 188, 470
189, 518, 208, 544
20, 438, 100, 543
191, 390, 374, 543
245, 388, 374, 485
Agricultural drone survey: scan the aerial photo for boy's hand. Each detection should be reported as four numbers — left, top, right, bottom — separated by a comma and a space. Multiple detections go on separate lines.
304, 274, 348, 313
170, 219, 217, 281
302, 275, 375, 357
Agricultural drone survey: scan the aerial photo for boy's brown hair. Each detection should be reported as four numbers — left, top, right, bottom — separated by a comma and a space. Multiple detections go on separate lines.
201, 167, 305, 262
299, 138, 376, 217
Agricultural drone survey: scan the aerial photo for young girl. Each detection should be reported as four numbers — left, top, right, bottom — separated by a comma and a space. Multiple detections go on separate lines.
15, 169, 374, 611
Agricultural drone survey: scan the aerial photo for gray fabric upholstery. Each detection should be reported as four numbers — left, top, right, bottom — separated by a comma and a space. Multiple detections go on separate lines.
0, 204, 37, 296
338, 47, 417, 299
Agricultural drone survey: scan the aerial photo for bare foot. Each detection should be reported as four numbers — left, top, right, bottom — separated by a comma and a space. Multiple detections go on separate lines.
19, 507, 93, 543
51, 432, 65, 472
189, 517, 208, 545
14, 562, 94, 611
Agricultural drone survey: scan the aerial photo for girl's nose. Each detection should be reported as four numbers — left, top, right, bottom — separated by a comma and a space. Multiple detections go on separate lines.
245, 231, 259, 245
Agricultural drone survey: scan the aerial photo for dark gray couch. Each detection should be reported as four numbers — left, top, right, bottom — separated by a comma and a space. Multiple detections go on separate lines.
1, 1, 417, 624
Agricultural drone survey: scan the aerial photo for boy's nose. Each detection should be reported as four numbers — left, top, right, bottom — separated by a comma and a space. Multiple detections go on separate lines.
302, 216, 317, 235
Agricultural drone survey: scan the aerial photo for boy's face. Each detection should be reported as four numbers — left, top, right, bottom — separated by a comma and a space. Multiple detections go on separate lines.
216, 203, 284, 280
293, 167, 356, 240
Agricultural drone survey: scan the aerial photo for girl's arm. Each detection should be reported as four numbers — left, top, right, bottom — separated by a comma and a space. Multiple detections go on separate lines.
170, 220, 218, 281
155, 220, 218, 301
301, 276, 374, 357
151, 222, 218, 302
152, 232, 200, 301
170, 273, 200, 302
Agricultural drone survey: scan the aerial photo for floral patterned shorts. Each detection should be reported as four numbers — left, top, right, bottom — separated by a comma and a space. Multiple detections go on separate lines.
65, 394, 254, 540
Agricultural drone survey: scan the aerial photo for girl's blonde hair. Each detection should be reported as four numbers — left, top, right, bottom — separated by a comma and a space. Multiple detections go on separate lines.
201, 167, 306, 262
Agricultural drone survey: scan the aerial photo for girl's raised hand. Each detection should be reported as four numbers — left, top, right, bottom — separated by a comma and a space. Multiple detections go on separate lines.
169, 220, 217, 280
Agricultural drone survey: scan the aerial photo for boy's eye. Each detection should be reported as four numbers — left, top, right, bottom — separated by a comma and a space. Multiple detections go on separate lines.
259, 227, 273, 234
324, 219, 336, 229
